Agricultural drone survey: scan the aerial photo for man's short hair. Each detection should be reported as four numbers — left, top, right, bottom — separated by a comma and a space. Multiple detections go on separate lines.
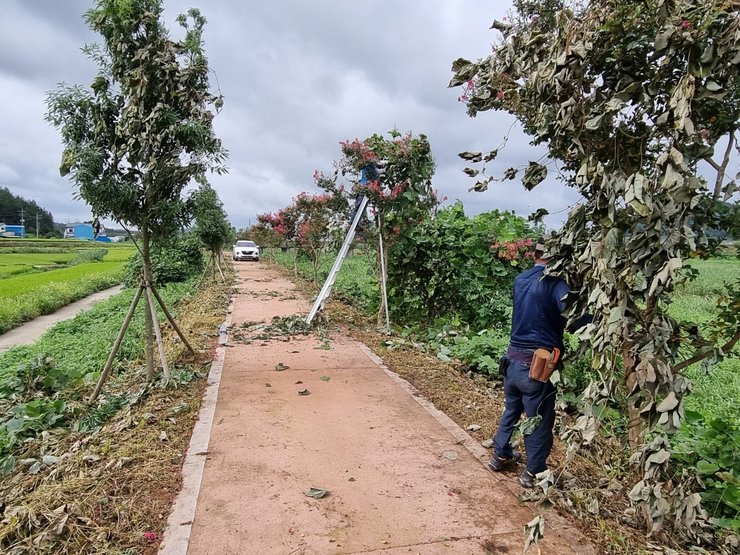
534, 236, 546, 258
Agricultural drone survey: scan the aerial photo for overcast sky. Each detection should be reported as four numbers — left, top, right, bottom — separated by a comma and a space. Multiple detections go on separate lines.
0, 0, 585, 230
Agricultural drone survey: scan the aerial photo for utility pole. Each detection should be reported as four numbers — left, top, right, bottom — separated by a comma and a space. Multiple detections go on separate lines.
19, 207, 25, 238
36, 213, 39, 238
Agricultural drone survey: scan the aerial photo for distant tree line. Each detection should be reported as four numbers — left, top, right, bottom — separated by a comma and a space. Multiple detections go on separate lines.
0, 186, 57, 237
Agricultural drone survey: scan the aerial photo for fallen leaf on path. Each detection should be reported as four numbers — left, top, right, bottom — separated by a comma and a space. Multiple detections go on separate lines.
319, 376, 330, 382
442, 450, 458, 461
305, 487, 329, 498
275, 363, 289, 371
298, 389, 311, 396
524, 515, 545, 553
295, 380, 303, 384
265, 383, 272, 387
466, 424, 481, 432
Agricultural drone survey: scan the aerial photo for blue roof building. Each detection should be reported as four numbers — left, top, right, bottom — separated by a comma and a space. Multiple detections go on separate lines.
64, 222, 107, 240
0, 224, 25, 238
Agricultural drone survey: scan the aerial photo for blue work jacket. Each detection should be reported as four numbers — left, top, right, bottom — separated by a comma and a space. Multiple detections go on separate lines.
509, 264, 569, 352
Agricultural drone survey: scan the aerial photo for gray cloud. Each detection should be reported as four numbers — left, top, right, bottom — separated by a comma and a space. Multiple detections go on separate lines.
1, 0, 582, 232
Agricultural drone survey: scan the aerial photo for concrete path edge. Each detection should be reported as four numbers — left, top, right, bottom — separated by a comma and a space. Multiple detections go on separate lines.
158, 298, 234, 555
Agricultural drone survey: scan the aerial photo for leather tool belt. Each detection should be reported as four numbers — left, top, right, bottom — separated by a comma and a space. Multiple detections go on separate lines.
529, 347, 561, 382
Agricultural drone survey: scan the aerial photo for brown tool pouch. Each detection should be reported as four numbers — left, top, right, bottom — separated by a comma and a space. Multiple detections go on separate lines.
529, 348, 556, 382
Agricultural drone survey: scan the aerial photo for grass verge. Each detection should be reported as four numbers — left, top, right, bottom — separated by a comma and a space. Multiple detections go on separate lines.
0, 268, 233, 553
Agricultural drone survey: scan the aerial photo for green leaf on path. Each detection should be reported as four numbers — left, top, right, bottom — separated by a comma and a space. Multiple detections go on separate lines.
42, 455, 60, 466
305, 487, 329, 499
0, 455, 16, 476
298, 389, 311, 396
6, 419, 24, 433
518, 415, 543, 436
320, 376, 330, 382
696, 460, 720, 475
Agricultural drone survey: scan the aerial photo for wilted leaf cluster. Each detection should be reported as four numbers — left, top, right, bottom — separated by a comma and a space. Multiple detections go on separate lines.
452, 0, 739, 542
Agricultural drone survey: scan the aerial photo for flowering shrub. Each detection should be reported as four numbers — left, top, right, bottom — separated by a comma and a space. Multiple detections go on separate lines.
305, 129, 440, 322
336, 131, 438, 236
389, 203, 540, 327
258, 192, 342, 282
339, 139, 380, 168
257, 206, 298, 243
491, 237, 535, 264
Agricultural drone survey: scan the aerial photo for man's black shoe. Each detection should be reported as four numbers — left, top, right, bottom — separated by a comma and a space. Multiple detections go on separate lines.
487, 451, 521, 472
519, 469, 536, 488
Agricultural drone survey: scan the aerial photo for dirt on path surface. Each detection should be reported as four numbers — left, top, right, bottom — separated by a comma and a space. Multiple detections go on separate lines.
0, 284, 124, 353
175, 263, 595, 555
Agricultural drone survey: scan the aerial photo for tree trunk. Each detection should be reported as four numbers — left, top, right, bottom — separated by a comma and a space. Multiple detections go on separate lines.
622, 344, 642, 450
312, 251, 319, 284
89, 284, 144, 402
141, 226, 155, 381
711, 134, 735, 201
145, 284, 170, 378
376, 215, 390, 330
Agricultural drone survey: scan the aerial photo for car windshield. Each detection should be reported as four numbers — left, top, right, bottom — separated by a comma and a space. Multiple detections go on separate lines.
236, 241, 256, 247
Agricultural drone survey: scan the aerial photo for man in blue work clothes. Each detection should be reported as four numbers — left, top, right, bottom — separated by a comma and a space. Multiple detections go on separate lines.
488, 237, 571, 488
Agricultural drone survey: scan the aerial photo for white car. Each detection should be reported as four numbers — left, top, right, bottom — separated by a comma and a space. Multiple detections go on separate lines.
233, 240, 260, 261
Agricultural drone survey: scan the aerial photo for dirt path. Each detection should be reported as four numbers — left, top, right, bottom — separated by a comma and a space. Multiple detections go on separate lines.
0, 284, 124, 352
163, 263, 595, 555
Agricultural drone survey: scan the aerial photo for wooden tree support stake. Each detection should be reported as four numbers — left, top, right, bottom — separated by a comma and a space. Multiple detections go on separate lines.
195, 254, 211, 289
89, 285, 144, 403
149, 282, 196, 357
215, 252, 225, 280
145, 282, 170, 379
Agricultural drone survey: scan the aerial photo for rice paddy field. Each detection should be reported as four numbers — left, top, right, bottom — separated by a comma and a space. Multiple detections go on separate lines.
0, 239, 135, 334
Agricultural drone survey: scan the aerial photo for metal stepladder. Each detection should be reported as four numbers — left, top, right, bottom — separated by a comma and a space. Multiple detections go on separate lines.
305, 195, 369, 325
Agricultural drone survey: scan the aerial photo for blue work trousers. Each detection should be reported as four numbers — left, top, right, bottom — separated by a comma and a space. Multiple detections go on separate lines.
493, 358, 556, 474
